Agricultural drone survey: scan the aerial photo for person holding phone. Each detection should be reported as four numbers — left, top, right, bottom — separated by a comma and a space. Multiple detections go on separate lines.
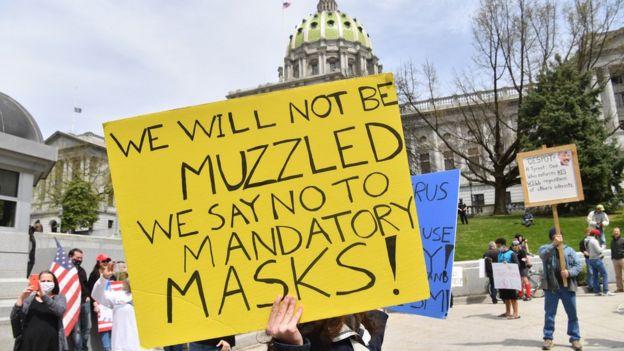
11, 270, 68, 351
91, 261, 140, 351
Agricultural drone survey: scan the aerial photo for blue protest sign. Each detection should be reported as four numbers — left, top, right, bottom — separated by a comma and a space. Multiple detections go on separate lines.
388, 169, 460, 319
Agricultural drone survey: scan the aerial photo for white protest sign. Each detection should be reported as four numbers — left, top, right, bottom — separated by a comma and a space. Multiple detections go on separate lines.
516, 144, 584, 207
478, 258, 486, 279
451, 266, 463, 287
492, 263, 521, 290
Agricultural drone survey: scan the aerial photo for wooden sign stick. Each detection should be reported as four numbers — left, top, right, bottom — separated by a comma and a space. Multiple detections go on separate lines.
551, 204, 568, 287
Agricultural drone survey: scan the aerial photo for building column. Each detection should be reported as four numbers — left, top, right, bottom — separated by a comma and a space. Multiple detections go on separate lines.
602, 69, 619, 131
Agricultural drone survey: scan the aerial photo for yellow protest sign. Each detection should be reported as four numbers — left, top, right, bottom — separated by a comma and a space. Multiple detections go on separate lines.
103, 73, 429, 347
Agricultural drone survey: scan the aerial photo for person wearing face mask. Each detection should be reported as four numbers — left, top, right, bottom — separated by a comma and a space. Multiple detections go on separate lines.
11, 270, 68, 351
68, 248, 91, 351
91, 261, 140, 351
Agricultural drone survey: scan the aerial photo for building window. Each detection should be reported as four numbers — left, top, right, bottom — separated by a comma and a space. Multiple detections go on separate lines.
108, 220, 114, 229
309, 60, 319, 75
0, 169, 19, 197
327, 57, 338, 72
506, 191, 512, 204
348, 60, 355, 76
473, 193, 485, 206
443, 151, 455, 170
71, 157, 82, 178
468, 147, 480, 166
293, 63, 299, 78
419, 153, 431, 174
0, 168, 19, 227
615, 92, 624, 108
612, 75, 624, 84
366, 59, 374, 75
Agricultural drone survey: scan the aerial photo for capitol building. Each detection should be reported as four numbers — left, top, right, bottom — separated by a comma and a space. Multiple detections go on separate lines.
20, 0, 624, 237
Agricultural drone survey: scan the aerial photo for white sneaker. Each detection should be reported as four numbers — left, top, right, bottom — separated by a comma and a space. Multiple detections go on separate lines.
605, 291, 615, 296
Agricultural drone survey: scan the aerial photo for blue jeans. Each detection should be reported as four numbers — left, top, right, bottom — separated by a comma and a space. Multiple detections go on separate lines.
584, 258, 593, 290
71, 301, 91, 351
189, 342, 221, 351
589, 259, 609, 293
164, 345, 185, 351
100, 330, 111, 351
543, 288, 580, 342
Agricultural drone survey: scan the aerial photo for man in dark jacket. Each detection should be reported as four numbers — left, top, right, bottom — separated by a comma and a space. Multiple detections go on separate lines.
611, 227, 623, 292
482, 241, 499, 304
69, 248, 92, 351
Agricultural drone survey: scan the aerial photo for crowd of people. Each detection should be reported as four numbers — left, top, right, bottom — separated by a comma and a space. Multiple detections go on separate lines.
480, 205, 624, 351
11, 205, 624, 351
11, 249, 141, 351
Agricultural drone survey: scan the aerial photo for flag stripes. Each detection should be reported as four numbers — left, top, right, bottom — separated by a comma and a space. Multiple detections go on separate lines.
51, 239, 82, 336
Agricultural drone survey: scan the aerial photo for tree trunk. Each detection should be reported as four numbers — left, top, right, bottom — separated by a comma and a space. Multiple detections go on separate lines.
493, 177, 509, 215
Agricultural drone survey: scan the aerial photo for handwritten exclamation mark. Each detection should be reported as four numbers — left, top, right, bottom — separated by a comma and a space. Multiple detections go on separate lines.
442, 244, 455, 281
385, 235, 400, 295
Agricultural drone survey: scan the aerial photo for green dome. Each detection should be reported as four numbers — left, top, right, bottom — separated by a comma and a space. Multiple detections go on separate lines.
288, 10, 372, 50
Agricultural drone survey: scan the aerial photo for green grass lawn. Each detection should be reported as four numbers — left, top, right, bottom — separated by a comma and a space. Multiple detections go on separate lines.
454, 212, 624, 261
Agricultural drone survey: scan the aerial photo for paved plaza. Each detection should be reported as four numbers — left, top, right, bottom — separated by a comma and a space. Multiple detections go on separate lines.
238, 289, 624, 351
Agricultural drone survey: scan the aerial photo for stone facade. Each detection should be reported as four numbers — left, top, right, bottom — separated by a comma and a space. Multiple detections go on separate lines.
30, 131, 118, 236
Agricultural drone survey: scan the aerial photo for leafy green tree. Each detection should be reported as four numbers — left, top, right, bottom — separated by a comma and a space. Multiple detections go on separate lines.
519, 57, 624, 209
60, 176, 100, 233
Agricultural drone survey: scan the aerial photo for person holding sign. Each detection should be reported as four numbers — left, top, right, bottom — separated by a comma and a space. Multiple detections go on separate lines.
586, 204, 609, 247
538, 228, 583, 351
91, 262, 140, 351
266, 296, 388, 351
495, 238, 519, 319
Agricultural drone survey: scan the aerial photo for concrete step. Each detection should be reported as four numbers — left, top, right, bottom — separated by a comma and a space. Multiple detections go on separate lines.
0, 278, 28, 299
0, 317, 13, 347
0, 299, 15, 320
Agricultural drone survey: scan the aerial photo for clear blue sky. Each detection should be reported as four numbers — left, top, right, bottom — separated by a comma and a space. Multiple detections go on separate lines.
0, 0, 478, 138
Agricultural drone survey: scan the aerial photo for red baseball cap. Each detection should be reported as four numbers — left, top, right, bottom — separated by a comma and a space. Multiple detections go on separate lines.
590, 229, 601, 236
96, 254, 111, 262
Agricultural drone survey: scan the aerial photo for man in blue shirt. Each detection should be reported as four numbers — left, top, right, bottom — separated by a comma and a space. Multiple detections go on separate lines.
539, 228, 583, 350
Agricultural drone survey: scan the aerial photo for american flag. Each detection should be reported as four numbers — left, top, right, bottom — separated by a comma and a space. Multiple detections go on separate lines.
97, 280, 123, 332
50, 238, 81, 336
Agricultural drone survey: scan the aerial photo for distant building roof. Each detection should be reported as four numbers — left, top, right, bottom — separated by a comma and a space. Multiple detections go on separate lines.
45, 131, 106, 149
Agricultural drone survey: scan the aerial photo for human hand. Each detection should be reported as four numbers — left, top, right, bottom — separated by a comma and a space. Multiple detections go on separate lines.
561, 269, 569, 279
217, 340, 231, 351
552, 234, 563, 246
266, 295, 303, 346
17, 287, 33, 305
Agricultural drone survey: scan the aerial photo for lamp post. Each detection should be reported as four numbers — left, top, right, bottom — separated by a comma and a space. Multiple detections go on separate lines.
469, 181, 474, 215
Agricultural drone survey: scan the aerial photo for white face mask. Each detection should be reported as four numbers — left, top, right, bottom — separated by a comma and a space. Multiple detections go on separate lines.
40, 281, 55, 294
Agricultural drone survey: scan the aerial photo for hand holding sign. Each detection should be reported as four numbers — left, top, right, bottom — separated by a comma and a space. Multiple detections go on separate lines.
266, 296, 304, 346
104, 74, 429, 347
